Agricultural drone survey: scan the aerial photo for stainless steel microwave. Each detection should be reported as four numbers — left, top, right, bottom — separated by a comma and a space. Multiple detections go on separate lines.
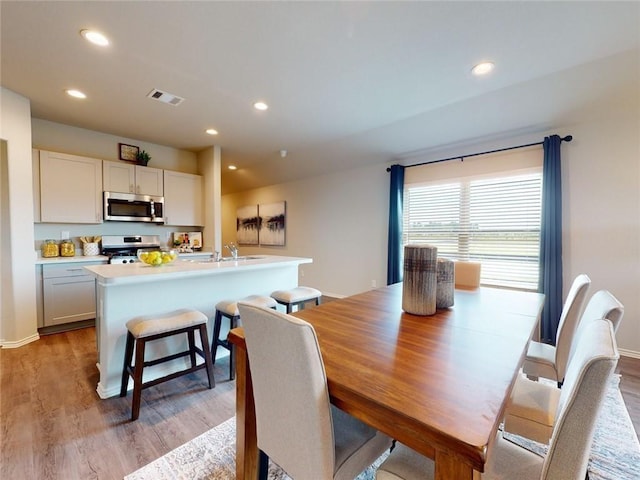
103, 192, 165, 223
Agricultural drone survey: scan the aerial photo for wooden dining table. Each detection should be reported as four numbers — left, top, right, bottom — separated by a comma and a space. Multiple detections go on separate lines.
228, 283, 545, 479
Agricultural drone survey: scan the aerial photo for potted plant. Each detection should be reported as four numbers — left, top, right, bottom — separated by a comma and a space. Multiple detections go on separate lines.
136, 150, 151, 166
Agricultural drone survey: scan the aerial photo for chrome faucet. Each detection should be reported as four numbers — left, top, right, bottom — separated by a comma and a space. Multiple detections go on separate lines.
225, 242, 238, 259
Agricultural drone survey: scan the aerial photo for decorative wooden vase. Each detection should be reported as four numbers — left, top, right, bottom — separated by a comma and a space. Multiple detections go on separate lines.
402, 244, 438, 316
436, 258, 455, 309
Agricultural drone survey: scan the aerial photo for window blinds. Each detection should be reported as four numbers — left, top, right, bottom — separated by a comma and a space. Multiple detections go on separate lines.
403, 171, 542, 290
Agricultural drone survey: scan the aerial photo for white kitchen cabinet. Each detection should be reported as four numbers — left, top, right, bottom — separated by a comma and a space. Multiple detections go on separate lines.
103, 160, 164, 196
163, 170, 203, 226
39, 151, 103, 223
42, 262, 102, 327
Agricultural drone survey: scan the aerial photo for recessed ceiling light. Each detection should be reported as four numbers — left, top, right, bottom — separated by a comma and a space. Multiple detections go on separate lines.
253, 101, 268, 111
471, 62, 495, 76
228, 165, 237, 170
205, 128, 219, 135
66, 89, 87, 99
80, 29, 109, 47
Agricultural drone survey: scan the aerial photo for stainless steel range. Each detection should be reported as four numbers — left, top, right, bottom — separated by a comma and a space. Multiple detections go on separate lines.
101, 235, 161, 264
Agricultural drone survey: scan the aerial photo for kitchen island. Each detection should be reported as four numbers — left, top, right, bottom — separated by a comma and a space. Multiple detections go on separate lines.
84, 255, 312, 398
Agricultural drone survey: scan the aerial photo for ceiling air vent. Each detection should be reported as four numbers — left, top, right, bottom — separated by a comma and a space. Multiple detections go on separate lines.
146, 88, 185, 106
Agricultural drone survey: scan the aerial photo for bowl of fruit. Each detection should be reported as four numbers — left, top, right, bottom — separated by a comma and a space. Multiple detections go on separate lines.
137, 249, 178, 267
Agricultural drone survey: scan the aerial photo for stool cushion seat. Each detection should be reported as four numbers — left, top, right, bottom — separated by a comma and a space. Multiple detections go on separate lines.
215, 295, 277, 317
272, 286, 322, 304
126, 308, 207, 338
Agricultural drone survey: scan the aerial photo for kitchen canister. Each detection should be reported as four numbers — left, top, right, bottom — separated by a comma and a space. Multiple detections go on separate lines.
402, 244, 438, 316
83, 242, 100, 256
41, 239, 59, 258
60, 239, 75, 257
436, 258, 455, 309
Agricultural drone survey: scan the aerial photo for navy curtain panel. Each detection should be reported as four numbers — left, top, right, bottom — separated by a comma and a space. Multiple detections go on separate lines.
539, 134, 563, 344
387, 164, 405, 285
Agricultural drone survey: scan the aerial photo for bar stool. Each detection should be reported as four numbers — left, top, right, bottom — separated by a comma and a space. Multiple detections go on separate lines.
120, 308, 215, 421
212, 294, 277, 380
271, 286, 322, 313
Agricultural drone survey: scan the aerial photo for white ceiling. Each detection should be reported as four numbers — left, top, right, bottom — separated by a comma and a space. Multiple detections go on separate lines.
2, 1, 639, 194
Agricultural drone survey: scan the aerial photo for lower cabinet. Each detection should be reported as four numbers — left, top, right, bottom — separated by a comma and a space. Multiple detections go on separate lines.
39, 262, 104, 330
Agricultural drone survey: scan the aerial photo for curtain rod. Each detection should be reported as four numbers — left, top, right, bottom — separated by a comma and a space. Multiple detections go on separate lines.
387, 135, 573, 172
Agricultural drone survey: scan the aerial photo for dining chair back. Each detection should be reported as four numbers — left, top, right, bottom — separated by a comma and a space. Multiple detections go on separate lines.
566, 289, 624, 382
523, 273, 591, 383
540, 318, 619, 478
238, 302, 391, 480
576, 289, 624, 332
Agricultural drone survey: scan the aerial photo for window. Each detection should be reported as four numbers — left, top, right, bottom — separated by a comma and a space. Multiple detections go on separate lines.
403, 171, 542, 290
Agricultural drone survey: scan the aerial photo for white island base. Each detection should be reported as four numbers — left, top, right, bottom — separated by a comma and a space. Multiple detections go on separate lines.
84, 255, 312, 398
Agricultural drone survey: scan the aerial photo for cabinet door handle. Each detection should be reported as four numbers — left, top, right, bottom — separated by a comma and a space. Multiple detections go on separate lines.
66, 268, 84, 272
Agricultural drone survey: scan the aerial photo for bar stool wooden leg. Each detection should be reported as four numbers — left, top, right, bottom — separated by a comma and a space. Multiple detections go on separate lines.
131, 337, 146, 421
199, 324, 215, 388
120, 331, 135, 397
188, 329, 197, 367
228, 316, 237, 381
211, 310, 223, 363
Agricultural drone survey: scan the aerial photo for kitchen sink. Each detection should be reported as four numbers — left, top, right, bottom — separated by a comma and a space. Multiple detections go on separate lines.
221, 255, 265, 261
196, 255, 265, 263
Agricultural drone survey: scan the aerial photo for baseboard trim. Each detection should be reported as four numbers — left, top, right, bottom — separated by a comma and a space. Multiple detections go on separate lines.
321, 292, 347, 300
1, 333, 40, 348
620, 348, 640, 359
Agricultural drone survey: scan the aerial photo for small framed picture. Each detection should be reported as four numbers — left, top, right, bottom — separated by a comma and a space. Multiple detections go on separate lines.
119, 143, 139, 162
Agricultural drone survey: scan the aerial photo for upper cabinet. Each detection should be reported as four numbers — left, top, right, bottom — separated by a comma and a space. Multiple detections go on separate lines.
163, 170, 203, 226
39, 151, 103, 224
103, 160, 163, 196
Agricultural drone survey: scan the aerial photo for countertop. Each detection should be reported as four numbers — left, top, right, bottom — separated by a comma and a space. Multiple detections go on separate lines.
84, 255, 312, 286
35, 255, 109, 265
34, 250, 212, 265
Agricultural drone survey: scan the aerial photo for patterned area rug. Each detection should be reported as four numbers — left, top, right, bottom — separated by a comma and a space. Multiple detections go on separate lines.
125, 375, 639, 480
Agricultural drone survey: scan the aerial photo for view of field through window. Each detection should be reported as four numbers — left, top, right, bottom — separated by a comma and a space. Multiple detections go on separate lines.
403, 172, 542, 290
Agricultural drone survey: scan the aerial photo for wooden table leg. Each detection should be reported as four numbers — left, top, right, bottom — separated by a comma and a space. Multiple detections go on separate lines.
234, 341, 259, 480
434, 449, 476, 480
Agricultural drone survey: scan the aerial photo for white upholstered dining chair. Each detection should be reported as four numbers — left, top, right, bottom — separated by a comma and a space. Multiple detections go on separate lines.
575, 289, 624, 333
522, 273, 591, 385
504, 288, 624, 443
375, 318, 619, 480
238, 302, 392, 480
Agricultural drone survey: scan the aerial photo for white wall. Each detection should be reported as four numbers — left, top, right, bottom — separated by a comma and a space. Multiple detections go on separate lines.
32, 118, 198, 174
222, 83, 640, 357
560, 92, 640, 357
0, 87, 39, 347
222, 163, 389, 297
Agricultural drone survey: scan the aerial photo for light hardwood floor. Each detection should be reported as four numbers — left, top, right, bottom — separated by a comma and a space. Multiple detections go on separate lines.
1, 327, 639, 480
0, 327, 236, 479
